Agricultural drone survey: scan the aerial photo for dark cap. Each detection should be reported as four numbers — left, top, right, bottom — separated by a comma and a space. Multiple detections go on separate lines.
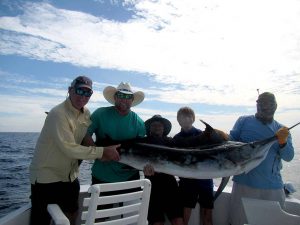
145, 115, 172, 136
71, 76, 92, 90
257, 92, 276, 104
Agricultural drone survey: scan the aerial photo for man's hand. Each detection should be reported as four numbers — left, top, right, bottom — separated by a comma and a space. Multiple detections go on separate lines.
276, 127, 289, 145
101, 144, 120, 161
143, 164, 155, 176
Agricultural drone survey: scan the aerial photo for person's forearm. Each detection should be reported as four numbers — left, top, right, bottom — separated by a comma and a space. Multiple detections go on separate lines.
82, 134, 96, 146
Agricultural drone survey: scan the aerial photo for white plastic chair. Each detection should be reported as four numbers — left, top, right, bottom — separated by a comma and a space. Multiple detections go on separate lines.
242, 197, 300, 225
47, 179, 152, 225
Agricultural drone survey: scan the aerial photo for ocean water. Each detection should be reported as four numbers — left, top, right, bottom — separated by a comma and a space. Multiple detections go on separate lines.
0, 132, 299, 219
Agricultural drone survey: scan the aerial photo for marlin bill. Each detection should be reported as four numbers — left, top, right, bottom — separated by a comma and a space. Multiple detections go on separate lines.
118, 122, 299, 179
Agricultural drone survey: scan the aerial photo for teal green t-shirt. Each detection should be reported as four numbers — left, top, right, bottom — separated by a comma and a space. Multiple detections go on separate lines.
88, 106, 146, 182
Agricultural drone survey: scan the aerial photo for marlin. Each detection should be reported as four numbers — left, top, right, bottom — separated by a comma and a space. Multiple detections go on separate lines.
117, 121, 299, 200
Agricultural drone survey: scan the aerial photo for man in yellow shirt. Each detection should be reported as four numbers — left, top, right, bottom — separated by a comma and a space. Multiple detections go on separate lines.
29, 76, 120, 225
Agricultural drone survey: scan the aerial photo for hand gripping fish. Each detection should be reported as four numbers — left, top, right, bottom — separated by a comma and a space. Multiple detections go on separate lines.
117, 121, 300, 200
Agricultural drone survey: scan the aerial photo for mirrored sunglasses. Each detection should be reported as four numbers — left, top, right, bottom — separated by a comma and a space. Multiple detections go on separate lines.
75, 88, 93, 97
116, 92, 133, 99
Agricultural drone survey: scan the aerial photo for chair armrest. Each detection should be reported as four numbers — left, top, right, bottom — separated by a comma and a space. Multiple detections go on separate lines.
139, 170, 145, 179
47, 204, 70, 225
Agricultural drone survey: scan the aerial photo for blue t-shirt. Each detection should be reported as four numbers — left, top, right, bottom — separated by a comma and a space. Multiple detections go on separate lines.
174, 126, 213, 189
230, 115, 294, 189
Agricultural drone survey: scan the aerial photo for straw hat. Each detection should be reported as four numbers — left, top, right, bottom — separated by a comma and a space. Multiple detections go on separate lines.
103, 82, 145, 107
145, 115, 172, 136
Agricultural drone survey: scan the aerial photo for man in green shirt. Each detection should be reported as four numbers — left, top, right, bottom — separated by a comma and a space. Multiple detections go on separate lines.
85, 82, 146, 183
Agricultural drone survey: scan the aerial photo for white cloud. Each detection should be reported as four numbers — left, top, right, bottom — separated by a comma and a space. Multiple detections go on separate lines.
0, 92, 107, 132
0, 94, 57, 132
0, 0, 299, 108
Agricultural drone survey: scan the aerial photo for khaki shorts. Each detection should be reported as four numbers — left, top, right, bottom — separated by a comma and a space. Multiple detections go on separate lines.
229, 182, 285, 225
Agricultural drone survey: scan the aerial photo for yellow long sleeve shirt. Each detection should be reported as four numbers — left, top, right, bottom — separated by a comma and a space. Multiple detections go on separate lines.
30, 98, 103, 184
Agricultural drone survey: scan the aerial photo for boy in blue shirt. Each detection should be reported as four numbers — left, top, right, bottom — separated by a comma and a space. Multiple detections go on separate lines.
174, 107, 214, 225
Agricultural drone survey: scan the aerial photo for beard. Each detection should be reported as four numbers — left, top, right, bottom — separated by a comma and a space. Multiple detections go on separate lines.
255, 103, 276, 124
115, 101, 131, 114
255, 109, 275, 124
255, 113, 274, 124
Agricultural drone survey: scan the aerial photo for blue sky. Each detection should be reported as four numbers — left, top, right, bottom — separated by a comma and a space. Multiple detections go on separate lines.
0, 0, 300, 135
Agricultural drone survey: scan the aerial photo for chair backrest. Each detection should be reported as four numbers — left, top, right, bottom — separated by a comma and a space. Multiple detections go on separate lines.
242, 197, 300, 225
81, 179, 151, 225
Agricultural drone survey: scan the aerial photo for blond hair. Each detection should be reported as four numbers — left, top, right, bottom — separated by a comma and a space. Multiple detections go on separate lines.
177, 106, 195, 122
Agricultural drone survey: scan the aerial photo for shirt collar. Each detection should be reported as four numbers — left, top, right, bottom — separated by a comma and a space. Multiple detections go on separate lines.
180, 126, 197, 135
66, 98, 86, 116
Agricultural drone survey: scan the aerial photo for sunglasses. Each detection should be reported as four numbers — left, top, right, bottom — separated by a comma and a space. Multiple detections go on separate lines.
75, 88, 93, 97
116, 92, 133, 99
